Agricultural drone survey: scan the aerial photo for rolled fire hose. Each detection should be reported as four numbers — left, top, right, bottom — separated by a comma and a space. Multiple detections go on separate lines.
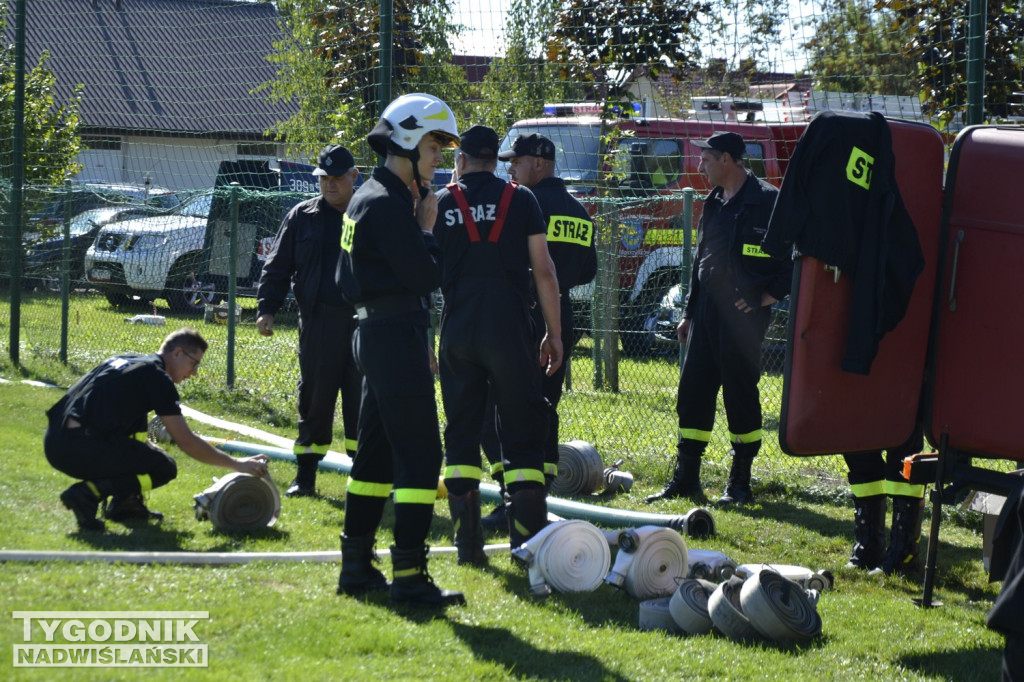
686, 548, 737, 582
510, 520, 611, 597
205, 437, 710, 534
551, 440, 605, 496
668, 578, 718, 635
638, 597, 681, 633
604, 526, 689, 600
707, 575, 760, 641
193, 472, 281, 531
738, 568, 823, 642
734, 564, 834, 592
148, 416, 172, 444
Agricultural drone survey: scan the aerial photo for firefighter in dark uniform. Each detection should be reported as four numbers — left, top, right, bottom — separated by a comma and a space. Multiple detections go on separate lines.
43, 327, 269, 531
646, 132, 792, 506
479, 132, 597, 530
433, 125, 563, 564
334, 93, 464, 608
842, 427, 926, 575
256, 144, 362, 497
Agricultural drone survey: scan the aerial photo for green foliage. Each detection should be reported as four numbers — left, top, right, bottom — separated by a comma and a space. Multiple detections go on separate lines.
881, 0, 1024, 123
802, 0, 918, 95
0, 15, 82, 184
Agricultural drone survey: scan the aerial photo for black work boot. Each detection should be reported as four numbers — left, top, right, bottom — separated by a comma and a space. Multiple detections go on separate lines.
645, 453, 703, 503
389, 545, 466, 608
286, 453, 320, 497
60, 481, 106, 532
448, 490, 487, 565
845, 495, 887, 570
718, 447, 756, 506
507, 487, 548, 551
337, 533, 389, 596
480, 500, 509, 533
872, 496, 925, 576
104, 494, 164, 522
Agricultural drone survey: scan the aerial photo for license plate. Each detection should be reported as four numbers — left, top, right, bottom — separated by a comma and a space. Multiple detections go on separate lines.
89, 268, 111, 281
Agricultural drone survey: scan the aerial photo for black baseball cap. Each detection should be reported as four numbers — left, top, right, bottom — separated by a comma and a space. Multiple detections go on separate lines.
692, 131, 746, 159
312, 144, 356, 176
498, 133, 556, 161
458, 125, 500, 160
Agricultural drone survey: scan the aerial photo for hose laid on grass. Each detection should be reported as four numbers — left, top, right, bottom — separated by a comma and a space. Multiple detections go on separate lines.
510, 520, 611, 596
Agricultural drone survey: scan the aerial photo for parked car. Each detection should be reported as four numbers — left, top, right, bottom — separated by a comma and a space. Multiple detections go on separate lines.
647, 282, 789, 370
24, 182, 181, 242
23, 206, 160, 292
84, 192, 215, 312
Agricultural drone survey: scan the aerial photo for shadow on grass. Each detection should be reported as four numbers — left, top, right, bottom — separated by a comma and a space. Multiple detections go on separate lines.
449, 621, 631, 681
899, 643, 1002, 680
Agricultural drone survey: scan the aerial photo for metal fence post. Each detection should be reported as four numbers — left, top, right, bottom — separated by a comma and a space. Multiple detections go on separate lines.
678, 188, 694, 367
966, 0, 986, 125
60, 179, 71, 364
8, 0, 27, 365
227, 183, 239, 389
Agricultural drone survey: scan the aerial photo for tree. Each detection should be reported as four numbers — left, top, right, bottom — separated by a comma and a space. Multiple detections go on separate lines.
801, 0, 917, 95
260, 0, 469, 166
0, 32, 82, 184
880, 0, 1024, 123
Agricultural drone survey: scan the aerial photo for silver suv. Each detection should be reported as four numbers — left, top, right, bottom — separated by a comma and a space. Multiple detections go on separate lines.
84, 193, 215, 312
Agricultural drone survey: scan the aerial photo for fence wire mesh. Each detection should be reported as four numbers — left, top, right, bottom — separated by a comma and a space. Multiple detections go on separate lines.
2, 0, 1022, 486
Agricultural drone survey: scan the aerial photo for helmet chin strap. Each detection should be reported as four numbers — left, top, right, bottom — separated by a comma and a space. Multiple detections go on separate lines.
388, 141, 428, 199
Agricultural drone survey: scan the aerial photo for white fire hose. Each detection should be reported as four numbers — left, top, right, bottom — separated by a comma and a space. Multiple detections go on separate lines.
510, 520, 611, 597
686, 549, 738, 582
551, 441, 607, 495
734, 563, 833, 592
604, 526, 689, 600
193, 472, 281, 531
668, 578, 719, 635
638, 597, 680, 633
708, 576, 760, 641
739, 568, 823, 642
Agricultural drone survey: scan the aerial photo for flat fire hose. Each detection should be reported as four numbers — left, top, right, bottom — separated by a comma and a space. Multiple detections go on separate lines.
604, 526, 689, 600
686, 548, 737, 582
551, 440, 605, 496
739, 568, 822, 642
668, 578, 718, 635
734, 563, 833, 592
193, 472, 281, 531
638, 597, 681, 633
511, 520, 611, 596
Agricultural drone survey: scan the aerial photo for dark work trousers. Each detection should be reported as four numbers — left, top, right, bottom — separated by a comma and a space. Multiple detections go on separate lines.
676, 290, 771, 453
297, 305, 361, 456
441, 277, 547, 497
480, 293, 573, 478
343, 311, 443, 550
44, 420, 177, 495
843, 426, 924, 497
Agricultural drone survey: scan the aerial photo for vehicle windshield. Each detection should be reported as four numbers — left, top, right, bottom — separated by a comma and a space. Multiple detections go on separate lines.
177, 193, 213, 218
69, 208, 124, 236
498, 124, 602, 184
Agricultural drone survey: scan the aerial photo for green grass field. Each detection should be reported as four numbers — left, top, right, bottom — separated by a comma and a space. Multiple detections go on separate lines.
0, 372, 1006, 681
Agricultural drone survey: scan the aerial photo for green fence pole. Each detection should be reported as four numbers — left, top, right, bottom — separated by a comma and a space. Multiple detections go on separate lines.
8, 0, 27, 365
378, 0, 393, 117
60, 179, 71, 364
966, 0, 986, 125
678, 188, 694, 367
227, 184, 239, 389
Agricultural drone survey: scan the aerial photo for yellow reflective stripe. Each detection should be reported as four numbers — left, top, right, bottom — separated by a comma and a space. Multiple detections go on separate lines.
393, 566, 422, 578
341, 214, 356, 253
729, 430, 763, 444
344, 438, 358, 452
679, 428, 712, 443
846, 146, 874, 190
394, 488, 438, 505
347, 479, 392, 498
543, 463, 558, 477
547, 215, 594, 247
885, 480, 925, 499
742, 243, 770, 258
293, 443, 328, 456
424, 109, 451, 121
132, 432, 143, 441
490, 462, 505, 475
137, 474, 153, 493
503, 468, 546, 485
85, 481, 101, 499
444, 464, 483, 481
850, 481, 886, 498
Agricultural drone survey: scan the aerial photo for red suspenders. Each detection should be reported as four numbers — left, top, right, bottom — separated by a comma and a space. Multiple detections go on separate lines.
446, 181, 517, 243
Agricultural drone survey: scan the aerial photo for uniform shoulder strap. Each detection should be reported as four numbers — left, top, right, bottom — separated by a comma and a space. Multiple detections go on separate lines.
487, 181, 518, 243
445, 182, 481, 242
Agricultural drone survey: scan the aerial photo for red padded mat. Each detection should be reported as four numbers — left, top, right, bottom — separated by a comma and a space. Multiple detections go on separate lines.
779, 119, 944, 455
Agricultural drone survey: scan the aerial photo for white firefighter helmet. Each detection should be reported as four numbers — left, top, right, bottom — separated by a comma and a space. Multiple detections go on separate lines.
367, 93, 460, 157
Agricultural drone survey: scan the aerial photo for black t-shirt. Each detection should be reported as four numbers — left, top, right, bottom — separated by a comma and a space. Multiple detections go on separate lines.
46, 353, 181, 437
698, 193, 742, 298
529, 176, 597, 292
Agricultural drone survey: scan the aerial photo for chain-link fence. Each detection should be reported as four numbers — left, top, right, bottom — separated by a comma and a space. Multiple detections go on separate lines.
3, 0, 1022, 483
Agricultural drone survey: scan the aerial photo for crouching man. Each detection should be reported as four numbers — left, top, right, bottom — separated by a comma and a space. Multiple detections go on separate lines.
44, 326, 269, 531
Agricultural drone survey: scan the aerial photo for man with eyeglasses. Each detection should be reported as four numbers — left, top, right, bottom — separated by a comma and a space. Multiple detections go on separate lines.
43, 327, 269, 532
